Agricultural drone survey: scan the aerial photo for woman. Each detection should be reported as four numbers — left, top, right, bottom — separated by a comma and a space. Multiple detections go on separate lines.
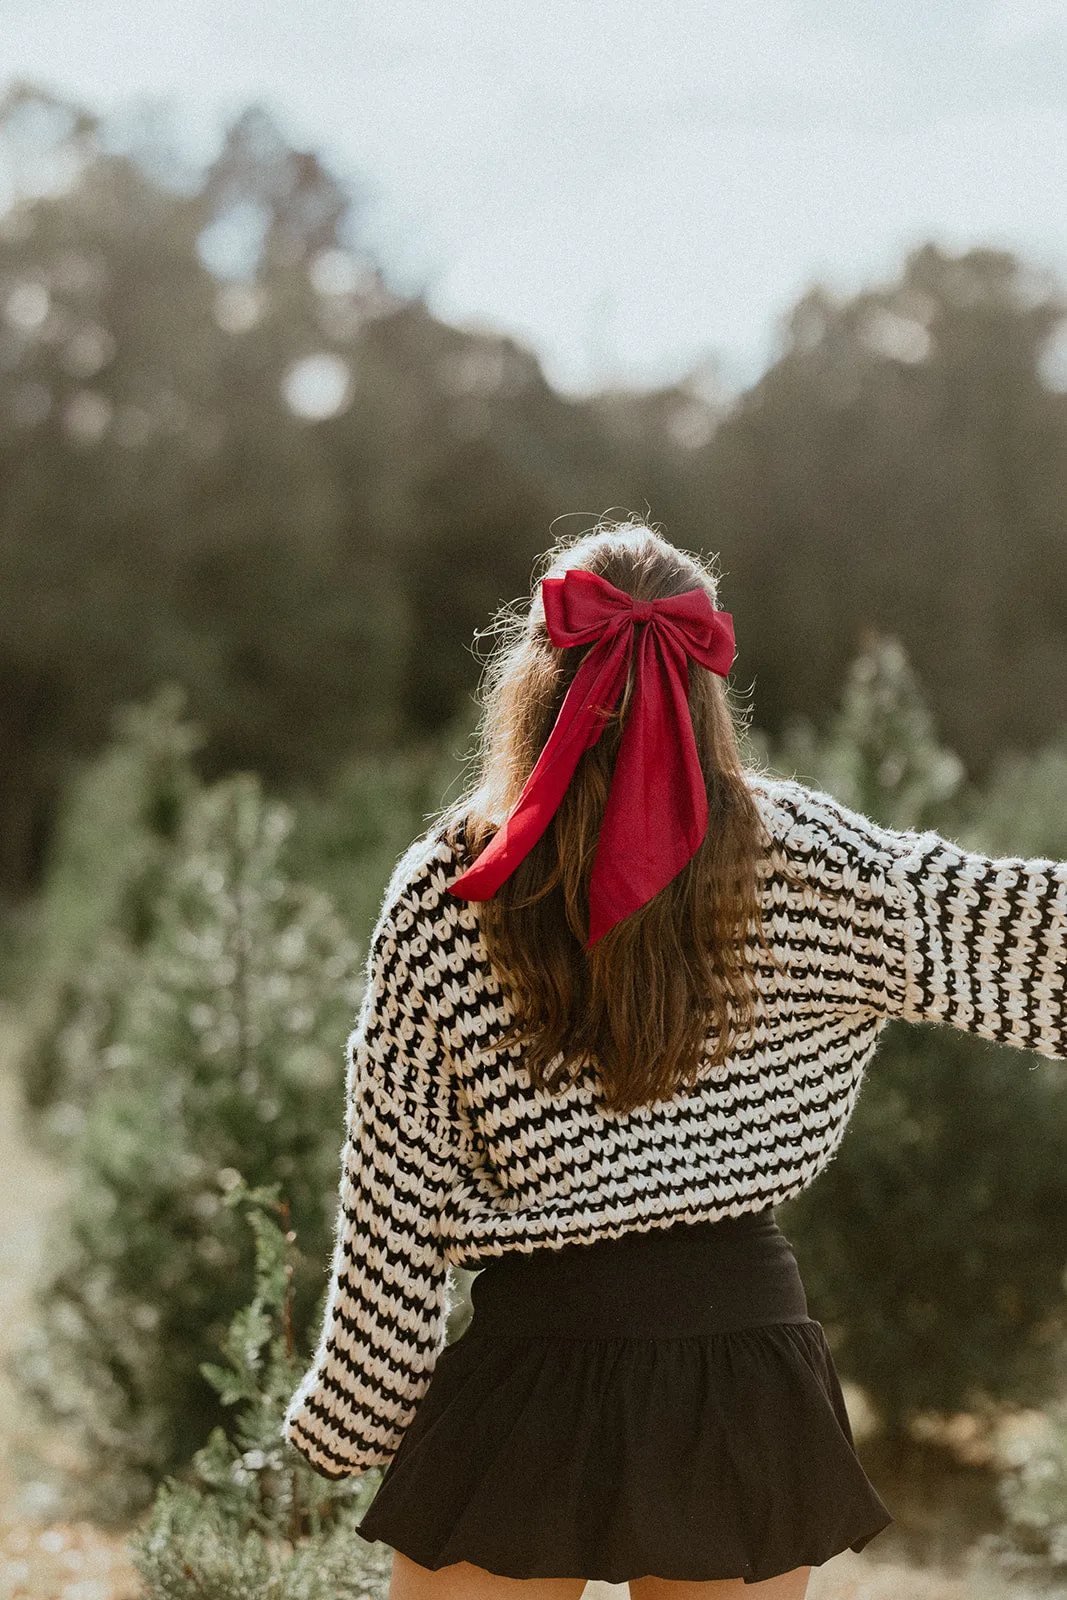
284, 517, 1067, 1599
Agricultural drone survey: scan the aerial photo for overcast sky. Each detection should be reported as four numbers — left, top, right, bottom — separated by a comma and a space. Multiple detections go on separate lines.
4, 0, 1067, 396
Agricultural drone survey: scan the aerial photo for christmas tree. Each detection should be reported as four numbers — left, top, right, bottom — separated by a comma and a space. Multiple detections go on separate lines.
11, 771, 364, 1524
17, 683, 204, 1141
773, 625, 965, 828
127, 1174, 393, 1600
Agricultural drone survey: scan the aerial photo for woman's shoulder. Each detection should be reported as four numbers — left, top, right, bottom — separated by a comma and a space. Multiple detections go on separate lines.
741, 766, 842, 855
743, 765, 940, 881
374, 812, 475, 929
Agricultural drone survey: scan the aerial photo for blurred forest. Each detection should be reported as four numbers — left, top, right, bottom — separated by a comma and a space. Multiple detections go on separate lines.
2, 79, 1067, 915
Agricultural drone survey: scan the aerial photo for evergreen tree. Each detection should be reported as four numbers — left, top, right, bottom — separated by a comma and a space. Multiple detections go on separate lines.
16, 684, 203, 1136
127, 1175, 393, 1600
773, 626, 965, 829
10, 772, 362, 1524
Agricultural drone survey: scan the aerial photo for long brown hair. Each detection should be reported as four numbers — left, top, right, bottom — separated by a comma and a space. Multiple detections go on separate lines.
434, 517, 786, 1116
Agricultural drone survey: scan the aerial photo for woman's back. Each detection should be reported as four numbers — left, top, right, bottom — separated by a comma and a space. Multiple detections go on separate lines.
357, 765, 1067, 1269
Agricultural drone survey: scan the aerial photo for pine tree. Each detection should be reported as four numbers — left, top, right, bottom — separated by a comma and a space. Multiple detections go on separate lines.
126, 1175, 393, 1600
16, 683, 204, 1139
774, 626, 965, 829
10, 772, 363, 1524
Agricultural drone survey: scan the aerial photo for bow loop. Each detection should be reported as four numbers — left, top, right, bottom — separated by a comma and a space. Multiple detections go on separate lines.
447, 567, 735, 947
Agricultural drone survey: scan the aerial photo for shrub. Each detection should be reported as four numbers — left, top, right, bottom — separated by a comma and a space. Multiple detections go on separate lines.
126, 1175, 394, 1600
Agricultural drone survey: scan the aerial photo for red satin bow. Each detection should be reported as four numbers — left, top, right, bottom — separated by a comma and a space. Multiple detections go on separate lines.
446, 568, 736, 949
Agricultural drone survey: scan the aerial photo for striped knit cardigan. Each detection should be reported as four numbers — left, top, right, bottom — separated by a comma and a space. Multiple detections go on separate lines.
282, 769, 1067, 1479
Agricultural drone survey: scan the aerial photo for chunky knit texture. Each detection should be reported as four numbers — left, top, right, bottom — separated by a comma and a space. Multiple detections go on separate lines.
282, 770, 1067, 1479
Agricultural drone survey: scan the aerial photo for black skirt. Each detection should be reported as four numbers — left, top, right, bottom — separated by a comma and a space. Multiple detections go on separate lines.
354, 1207, 893, 1585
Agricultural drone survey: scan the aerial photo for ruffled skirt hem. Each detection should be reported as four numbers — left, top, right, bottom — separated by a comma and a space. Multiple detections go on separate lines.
354, 1318, 893, 1585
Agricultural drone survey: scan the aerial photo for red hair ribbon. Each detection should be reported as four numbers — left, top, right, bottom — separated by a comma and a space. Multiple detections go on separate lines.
446, 567, 736, 949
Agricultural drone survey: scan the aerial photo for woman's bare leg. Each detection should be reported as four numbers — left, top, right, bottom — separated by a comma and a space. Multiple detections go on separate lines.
388, 1550, 588, 1599
389, 1550, 811, 1598
629, 1566, 811, 1599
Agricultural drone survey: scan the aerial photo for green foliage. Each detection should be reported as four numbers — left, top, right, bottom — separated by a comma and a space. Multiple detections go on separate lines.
10, 770, 363, 1525
956, 732, 1067, 862
0, 84, 610, 906
773, 634, 1067, 1438
128, 1488, 392, 1600
283, 709, 471, 933
703, 242, 1067, 787
15, 685, 203, 1133
773, 628, 966, 830
125, 1176, 393, 1600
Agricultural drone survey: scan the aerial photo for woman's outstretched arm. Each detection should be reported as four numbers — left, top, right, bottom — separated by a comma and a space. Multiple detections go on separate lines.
775, 774, 1067, 1061
880, 824, 1067, 1061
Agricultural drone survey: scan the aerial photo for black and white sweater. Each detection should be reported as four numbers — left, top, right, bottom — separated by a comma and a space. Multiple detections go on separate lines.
282, 770, 1067, 1479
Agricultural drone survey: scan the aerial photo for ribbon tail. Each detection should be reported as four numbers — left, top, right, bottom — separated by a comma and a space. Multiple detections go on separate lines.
586, 631, 707, 947
448, 632, 630, 901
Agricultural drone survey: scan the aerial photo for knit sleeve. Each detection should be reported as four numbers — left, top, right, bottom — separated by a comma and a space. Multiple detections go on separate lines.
282, 865, 464, 1480
877, 825, 1067, 1061
781, 777, 1067, 1060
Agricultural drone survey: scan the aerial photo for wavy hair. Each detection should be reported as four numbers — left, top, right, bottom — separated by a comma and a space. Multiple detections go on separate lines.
434, 517, 790, 1116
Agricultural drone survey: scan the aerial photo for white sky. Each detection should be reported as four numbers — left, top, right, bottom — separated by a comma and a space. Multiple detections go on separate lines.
4, 0, 1067, 396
